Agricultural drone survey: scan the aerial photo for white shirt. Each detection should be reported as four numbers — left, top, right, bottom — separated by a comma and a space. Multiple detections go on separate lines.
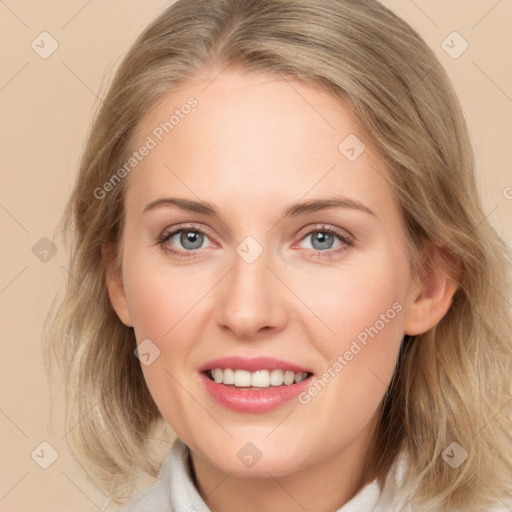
121, 437, 509, 511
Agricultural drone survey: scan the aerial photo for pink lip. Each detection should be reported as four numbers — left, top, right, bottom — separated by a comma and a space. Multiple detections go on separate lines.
197, 356, 313, 413
198, 356, 312, 374
199, 373, 312, 413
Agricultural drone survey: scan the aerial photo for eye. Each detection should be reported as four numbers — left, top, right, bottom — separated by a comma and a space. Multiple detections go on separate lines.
157, 224, 213, 257
156, 223, 354, 259
295, 224, 353, 258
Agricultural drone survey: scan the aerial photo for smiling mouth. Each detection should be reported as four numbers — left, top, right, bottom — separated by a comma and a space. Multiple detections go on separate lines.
204, 368, 313, 389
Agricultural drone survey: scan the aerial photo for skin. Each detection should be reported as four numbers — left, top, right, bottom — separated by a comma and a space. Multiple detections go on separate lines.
106, 69, 458, 511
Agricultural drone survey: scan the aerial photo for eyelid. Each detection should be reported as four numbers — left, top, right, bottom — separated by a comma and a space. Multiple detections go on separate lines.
159, 223, 214, 242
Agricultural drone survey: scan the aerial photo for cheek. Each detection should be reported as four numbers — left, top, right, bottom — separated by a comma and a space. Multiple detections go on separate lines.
290, 248, 407, 411
120, 240, 217, 408
123, 265, 202, 430
288, 249, 408, 354
123, 245, 205, 341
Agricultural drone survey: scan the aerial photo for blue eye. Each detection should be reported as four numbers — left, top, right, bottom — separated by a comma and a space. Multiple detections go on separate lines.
158, 225, 211, 256
297, 225, 353, 258
308, 231, 336, 250
171, 230, 205, 250
157, 223, 353, 259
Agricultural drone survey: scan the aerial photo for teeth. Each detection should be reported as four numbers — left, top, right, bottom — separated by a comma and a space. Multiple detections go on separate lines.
270, 369, 284, 386
208, 368, 309, 387
251, 370, 269, 387
234, 369, 251, 387
223, 368, 234, 385
284, 370, 295, 385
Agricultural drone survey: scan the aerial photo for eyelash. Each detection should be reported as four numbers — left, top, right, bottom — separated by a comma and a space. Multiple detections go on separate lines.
156, 223, 354, 259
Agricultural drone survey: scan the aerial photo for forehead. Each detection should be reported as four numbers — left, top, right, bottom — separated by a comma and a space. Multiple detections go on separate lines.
124, 70, 395, 222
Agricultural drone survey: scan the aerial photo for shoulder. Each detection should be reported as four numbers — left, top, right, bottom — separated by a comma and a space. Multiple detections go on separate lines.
120, 438, 210, 512
374, 452, 512, 512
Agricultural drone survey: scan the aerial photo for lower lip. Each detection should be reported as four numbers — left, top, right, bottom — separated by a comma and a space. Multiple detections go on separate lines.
200, 372, 312, 413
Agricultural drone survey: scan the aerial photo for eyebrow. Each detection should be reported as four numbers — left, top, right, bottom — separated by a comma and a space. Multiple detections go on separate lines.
143, 196, 377, 219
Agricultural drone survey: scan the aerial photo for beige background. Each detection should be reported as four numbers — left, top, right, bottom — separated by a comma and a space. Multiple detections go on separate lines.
0, 1, 511, 510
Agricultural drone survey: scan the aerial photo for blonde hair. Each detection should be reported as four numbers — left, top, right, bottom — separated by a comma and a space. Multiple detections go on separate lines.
43, 0, 512, 508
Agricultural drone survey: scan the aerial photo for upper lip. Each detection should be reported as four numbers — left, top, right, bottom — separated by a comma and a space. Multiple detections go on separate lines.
198, 356, 313, 374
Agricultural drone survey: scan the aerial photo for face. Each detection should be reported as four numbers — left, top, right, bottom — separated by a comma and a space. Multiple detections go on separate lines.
108, 69, 419, 480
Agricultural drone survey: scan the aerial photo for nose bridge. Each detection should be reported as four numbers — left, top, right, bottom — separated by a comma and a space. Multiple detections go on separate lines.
215, 240, 287, 337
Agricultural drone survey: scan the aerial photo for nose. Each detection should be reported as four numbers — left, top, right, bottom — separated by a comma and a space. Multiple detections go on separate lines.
215, 249, 288, 340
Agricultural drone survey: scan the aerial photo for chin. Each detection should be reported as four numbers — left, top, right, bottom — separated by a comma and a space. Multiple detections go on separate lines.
190, 434, 314, 478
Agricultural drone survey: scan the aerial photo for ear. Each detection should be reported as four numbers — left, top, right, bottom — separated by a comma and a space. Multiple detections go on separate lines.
103, 244, 133, 327
404, 243, 461, 336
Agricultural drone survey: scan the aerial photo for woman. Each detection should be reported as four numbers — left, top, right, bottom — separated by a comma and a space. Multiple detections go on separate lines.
44, 0, 512, 510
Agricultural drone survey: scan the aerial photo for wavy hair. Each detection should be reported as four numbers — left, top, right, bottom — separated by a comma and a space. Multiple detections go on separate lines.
43, 0, 512, 508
